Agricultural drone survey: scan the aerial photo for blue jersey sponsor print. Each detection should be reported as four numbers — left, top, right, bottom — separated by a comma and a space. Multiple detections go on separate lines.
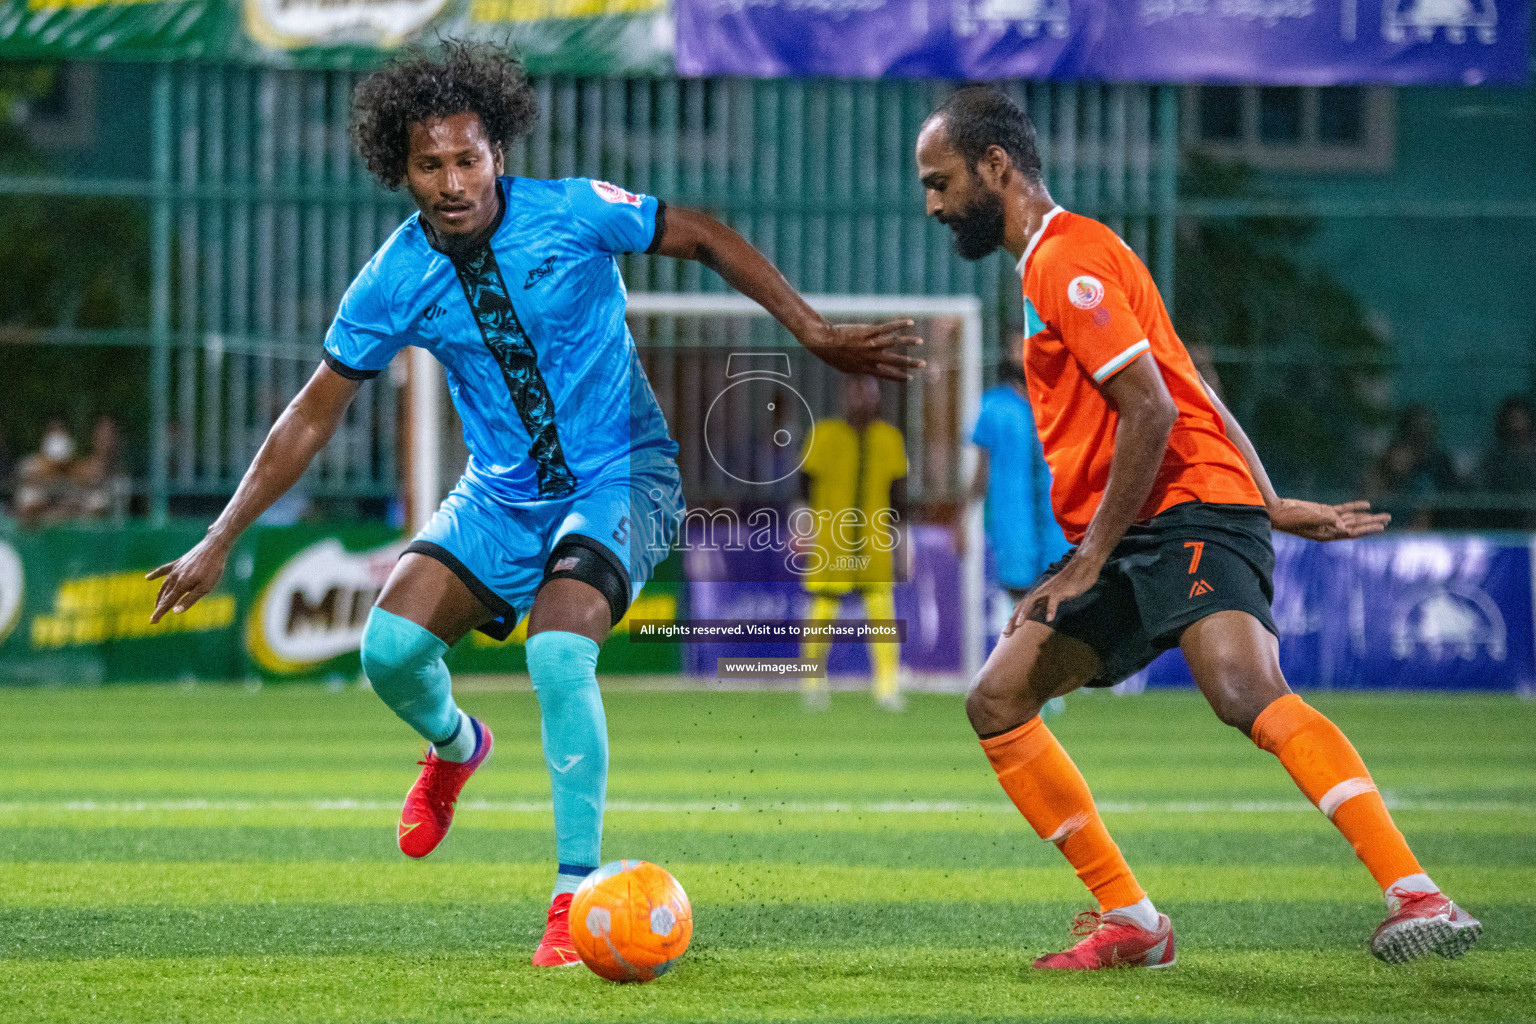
324, 176, 678, 506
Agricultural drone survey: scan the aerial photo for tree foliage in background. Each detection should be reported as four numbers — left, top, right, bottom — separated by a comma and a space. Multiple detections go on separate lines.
0, 64, 150, 466
1174, 157, 1391, 497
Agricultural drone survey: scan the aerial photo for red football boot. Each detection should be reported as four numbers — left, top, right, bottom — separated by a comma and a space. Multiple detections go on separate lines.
397, 718, 493, 859
532, 893, 582, 967
1033, 909, 1176, 970
1370, 888, 1482, 965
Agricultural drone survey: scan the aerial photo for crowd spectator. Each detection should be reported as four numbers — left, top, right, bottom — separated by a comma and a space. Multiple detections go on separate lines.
1473, 396, 1536, 530
71, 415, 130, 521
1365, 404, 1460, 529
1479, 397, 1536, 494
15, 419, 80, 528
14, 416, 131, 527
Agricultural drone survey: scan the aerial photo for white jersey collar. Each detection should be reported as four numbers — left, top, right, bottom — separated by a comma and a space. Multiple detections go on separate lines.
1016, 205, 1066, 278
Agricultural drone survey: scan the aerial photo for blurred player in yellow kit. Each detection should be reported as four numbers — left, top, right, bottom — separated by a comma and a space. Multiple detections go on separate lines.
798, 375, 908, 711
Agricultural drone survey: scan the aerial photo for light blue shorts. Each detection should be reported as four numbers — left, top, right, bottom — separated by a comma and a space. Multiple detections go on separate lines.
407, 457, 683, 640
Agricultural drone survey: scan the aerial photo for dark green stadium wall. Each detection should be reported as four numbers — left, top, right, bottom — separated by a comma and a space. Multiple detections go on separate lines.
1241, 84, 1536, 457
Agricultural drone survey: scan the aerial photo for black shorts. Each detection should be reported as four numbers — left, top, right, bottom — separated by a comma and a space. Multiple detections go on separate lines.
1028, 501, 1276, 687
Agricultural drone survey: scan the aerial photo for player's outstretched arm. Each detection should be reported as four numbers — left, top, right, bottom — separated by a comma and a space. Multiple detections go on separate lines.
1198, 373, 1390, 542
147, 363, 362, 622
652, 206, 924, 381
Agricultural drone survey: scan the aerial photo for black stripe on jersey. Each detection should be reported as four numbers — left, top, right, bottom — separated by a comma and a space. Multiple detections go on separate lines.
451, 244, 577, 499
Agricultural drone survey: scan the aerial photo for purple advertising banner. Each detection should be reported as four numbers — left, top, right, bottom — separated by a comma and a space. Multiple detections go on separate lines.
676, 0, 1530, 84
1140, 533, 1535, 692
684, 528, 1534, 691
684, 524, 965, 675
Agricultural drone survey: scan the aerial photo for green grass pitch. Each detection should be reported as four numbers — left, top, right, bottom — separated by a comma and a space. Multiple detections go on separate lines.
0, 683, 1532, 1023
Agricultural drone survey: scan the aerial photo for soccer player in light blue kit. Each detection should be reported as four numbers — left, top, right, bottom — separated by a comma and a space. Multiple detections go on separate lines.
147, 43, 921, 966
956, 352, 1070, 607
957, 353, 1071, 714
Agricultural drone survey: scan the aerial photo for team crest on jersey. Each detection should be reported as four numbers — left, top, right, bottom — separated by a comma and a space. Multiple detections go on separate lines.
591, 180, 642, 207
1068, 275, 1105, 310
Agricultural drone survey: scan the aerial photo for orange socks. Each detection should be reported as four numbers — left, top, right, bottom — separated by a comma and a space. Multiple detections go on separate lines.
1251, 693, 1423, 890
981, 717, 1146, 912
981, 697, 1424, 911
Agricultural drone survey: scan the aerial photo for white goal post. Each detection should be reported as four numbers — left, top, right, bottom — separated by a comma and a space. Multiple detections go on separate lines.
408, 292, 987, 679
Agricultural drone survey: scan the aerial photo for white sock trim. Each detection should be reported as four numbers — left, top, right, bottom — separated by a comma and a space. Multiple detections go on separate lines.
1318, 776, 1376, 819
1105, 896, 1160, 932
553, 870, 594, 899
1385, 873, 1440, 910
1044, 811, 1090, 844
432, 710, 477, 763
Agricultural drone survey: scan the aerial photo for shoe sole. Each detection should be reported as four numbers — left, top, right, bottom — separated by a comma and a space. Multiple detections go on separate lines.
1434, 918, 1482, 960
1371, 915, 1482, 964
1031, 956, 1177, 971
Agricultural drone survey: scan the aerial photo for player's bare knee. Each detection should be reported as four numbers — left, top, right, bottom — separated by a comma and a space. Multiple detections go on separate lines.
965, 672, 1040, 736
963, 680, 997, 734
1203, 664, 1289, 734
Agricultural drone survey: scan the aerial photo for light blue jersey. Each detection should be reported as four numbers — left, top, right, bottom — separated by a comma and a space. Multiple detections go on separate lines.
324, 176, 682, 636
324, 175, 678, 505
973, 384, 1069, 590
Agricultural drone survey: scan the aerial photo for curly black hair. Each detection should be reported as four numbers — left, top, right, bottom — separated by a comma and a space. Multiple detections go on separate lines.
350, 41, 538, 190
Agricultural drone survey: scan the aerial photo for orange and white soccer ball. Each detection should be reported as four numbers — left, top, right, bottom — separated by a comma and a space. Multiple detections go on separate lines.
569, 860, 693, 983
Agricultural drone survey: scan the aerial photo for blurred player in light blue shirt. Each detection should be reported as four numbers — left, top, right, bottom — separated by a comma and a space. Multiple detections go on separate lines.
957, 352, 1069, 715
957, 353, 1070, 600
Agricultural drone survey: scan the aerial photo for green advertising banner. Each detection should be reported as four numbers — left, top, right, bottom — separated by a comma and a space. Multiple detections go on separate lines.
0, 522, 243, 683
0, 0, 672, 73
242, 523, 683, 680
0, 0, 225, 60
0, 520, 684, 684
241, 523, 405, 680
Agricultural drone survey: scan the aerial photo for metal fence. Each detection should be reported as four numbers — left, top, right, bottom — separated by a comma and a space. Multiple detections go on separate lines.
0, 65, 1181, 519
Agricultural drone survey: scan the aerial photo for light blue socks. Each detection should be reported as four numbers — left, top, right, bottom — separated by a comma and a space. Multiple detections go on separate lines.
360, 607, 476, 762
527, 630, 606, 892
362, 611, 604, 890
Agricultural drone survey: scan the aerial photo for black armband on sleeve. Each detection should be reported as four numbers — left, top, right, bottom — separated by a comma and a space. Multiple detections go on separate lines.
323, 350, 381, 381
645, 200, 669, 254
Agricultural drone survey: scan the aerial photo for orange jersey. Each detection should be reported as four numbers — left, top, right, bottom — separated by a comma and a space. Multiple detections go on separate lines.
1018, 208, 1262, 543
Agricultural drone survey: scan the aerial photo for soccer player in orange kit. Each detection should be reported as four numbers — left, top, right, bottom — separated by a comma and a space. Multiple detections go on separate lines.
915, 86, 1481, 970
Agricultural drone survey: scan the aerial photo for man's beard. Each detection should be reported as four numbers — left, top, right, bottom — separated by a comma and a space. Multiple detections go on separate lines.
943, 187, 1006, 261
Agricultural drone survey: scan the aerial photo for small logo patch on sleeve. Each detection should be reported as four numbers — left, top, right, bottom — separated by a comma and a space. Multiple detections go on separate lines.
1023, 297, 1048, 338
591, 180, 643, 207
1068, 275, 1105, 310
